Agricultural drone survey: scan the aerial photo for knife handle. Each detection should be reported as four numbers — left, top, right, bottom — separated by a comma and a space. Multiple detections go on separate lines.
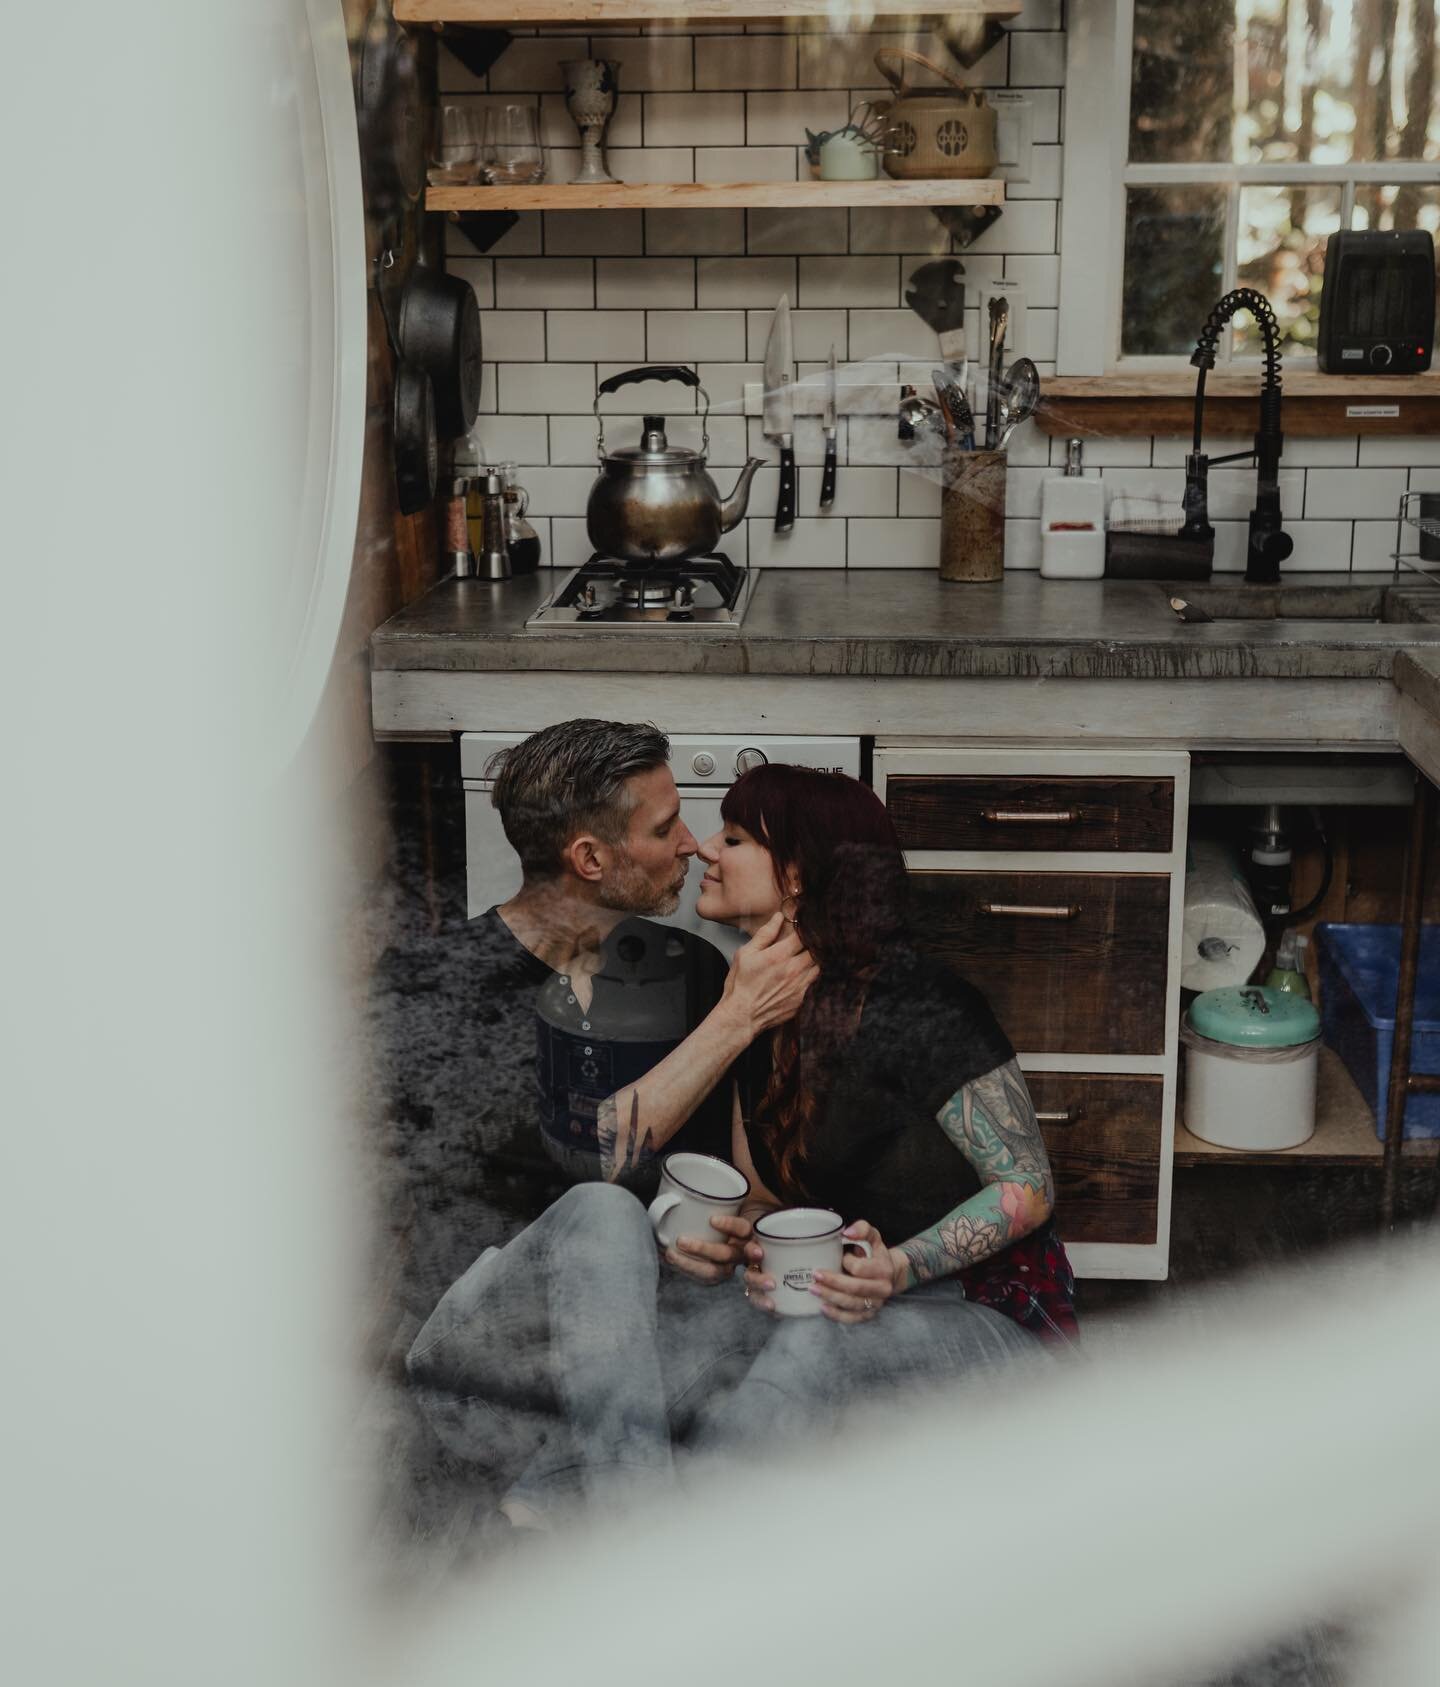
820, 431, 837, 508
775, 440, 797, 532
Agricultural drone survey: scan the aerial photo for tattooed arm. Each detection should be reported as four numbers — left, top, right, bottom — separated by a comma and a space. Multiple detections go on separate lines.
895, 1058, 1055, 1291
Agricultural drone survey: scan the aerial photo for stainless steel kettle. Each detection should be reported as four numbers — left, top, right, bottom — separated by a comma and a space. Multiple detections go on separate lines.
586, 366, 762, 567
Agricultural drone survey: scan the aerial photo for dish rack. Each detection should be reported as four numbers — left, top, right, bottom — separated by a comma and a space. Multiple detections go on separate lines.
1391, 489, 1440, 578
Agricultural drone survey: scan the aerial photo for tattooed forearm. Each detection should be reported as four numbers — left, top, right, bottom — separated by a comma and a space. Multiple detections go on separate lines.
896, 1059, 1055, 1290
596, 1092, 652, 1184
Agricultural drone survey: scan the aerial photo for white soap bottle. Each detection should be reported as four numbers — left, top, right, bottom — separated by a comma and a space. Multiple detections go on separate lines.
1040, 438, 1106, 578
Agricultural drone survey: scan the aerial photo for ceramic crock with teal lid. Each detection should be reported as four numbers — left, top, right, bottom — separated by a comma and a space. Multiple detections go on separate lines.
1189, 984, 1320, 1048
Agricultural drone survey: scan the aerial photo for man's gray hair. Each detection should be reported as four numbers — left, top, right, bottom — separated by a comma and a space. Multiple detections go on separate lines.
488, 719, 671, 878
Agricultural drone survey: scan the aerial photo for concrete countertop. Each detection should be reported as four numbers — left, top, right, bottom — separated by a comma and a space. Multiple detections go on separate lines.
371, 571, 1440, 683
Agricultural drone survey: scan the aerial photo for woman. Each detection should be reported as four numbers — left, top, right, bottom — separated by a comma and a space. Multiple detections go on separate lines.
687, 763, 1076, 1448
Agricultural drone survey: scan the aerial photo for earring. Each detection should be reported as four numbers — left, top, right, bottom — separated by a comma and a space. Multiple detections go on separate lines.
780, 891, 801, 923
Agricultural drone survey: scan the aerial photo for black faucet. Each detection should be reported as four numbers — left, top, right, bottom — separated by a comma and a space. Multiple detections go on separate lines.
1180, 288, 1295, 584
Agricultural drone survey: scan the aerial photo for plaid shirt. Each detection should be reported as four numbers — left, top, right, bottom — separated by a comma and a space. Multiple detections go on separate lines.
959, 1219, 1079, 1346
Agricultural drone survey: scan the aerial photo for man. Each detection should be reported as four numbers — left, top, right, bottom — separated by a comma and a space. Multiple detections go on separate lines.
375, 720, 812, 1532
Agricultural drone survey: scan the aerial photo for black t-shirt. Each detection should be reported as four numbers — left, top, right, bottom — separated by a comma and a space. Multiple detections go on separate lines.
739, 945, 1015, 1243
367, 905, 730, 1312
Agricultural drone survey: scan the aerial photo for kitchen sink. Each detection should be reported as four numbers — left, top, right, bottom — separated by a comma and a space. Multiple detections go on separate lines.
1160, 582, 1438, 626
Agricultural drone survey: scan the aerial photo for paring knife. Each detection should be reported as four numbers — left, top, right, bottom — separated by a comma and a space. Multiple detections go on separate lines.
820, 345, 838, 509
763, 294, 796, 533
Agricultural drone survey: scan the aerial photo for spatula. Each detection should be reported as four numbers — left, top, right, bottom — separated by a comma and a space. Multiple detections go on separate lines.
906, 258, 967, 370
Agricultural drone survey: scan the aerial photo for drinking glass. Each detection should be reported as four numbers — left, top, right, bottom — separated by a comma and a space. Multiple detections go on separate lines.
427, 104, 480, 186
482, 105, 545, 185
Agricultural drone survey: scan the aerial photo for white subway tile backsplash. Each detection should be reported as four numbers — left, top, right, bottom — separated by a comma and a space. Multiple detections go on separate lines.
848, 309, 939, 362
1304, 466, 1408, 520
1024, 88, 1062, 144
1015, 0, 1064, 28
1278, 437, 1360, 467
1412, 468, 1440, 492
847, 519, 941, 568
1361, 434, 1440, 466
799, 255, 898, 308
1024, 309, 1060, 361
1005, 519, 1044, 570
645, 208, 746, 255
1006, 143, 1064, 200
1203, 466, 1305, 521
520, 467, 599, 516
488, 40, 588, 91
597, 257, 695, 309
496, 257, 593, 309
1002, 420, 1053, 466
899, 468, 942, 517
746, 208, 849, 255
598, 147, 695, 183
648, 309, 746, 361
1009, 32, 1067, 86
497, 363, 598, 414
645, 92, 744, 147
550, 517, 597, 568
1211, 519, 1353, 573
449, 259, 495, 310
548, 310, 646, 362
696, 362, 764, 410
746, 416, 833, 467
695, 35, 797, 91
799, 30, 1006, 90
549, 416, 606, 464
698, 256, 796, 307
1352, 521, 1398, 570
745, 307, 847, 361
695, 147, 798, 182
668, 415, 752, 466
1005, 466, 1050, 518
1062, 436, 1148, 467
850, 208, 952, 255
545, 210, 644, 256
746, 519, 845, 568
746, 90, 851, 144
1002, 254, 1061, 307
480, 311, 547, 362
479, 415, 550, 465
1151, 433, 1248, 467
447, 210, 541, 258
602, 37, 694, 93
964, 199, 1058, 254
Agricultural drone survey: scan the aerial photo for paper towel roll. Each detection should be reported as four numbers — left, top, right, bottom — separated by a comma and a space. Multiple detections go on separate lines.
1182, 838, 1266, 991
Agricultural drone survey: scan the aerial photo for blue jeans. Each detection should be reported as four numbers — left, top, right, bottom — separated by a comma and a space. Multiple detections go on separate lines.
405, 1183, 769, 1522
687, 1278, 1042, 1457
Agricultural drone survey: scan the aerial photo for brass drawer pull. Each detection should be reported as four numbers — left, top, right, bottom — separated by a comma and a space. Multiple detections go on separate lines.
980, 808, 1081, 825
1035, 1107, 1085, 1126
979, 901, 1083, 920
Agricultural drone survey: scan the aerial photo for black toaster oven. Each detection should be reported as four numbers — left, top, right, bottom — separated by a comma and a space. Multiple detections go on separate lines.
1317, 229, 1435, 373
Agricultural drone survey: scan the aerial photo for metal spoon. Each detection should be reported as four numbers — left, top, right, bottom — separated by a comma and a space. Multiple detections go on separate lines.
995, 356, 1041, 450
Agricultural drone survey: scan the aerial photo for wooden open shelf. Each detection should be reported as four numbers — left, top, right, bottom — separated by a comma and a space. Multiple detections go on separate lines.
429, 177, 1004, 209
1037, 371, 1440, 439
399, 0, 1022, 22
1175, 1045, 1440, 1167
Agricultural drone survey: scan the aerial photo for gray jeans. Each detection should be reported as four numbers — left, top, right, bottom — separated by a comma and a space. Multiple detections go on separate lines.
405, 1183, 769, 1522
688, 1278, 1041, 1458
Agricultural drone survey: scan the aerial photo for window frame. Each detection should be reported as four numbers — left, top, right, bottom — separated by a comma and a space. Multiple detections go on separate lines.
1057, 0, 1440, 374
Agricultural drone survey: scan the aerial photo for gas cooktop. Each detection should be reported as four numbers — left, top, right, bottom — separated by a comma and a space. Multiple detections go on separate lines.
524, 553, 755, 633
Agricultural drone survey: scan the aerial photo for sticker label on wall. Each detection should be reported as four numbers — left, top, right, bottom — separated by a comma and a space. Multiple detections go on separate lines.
1346, 404, 1401, 418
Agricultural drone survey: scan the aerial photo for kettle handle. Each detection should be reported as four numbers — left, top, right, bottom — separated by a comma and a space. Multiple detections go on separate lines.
595, 366, 710, 460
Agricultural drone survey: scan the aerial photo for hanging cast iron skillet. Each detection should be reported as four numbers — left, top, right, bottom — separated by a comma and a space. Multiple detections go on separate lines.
378, 249, 438, 516
398, 262, 483, 440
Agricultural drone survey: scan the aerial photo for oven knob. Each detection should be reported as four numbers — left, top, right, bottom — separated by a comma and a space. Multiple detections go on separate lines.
735, 747, 768, 775
1370, 343, 1394, 368
690, 752, 716, 777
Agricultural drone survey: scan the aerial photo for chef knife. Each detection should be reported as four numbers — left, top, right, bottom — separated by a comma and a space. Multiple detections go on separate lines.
763, 294, 796, 533
820, 344, 838, 509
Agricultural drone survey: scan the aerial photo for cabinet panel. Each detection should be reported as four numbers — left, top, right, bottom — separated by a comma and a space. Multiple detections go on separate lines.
1027, 1071, 1162, 1247
909, 870, 1171, 1054
888, 774, 1175, 854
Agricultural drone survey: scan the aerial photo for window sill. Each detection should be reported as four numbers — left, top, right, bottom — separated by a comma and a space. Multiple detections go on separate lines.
1037, 372, 1440, 438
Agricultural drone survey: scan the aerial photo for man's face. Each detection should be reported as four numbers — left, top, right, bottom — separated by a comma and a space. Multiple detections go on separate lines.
598, 764, 698, 916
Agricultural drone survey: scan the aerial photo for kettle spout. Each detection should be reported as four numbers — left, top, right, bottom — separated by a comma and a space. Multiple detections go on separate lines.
719, 457, 764, 532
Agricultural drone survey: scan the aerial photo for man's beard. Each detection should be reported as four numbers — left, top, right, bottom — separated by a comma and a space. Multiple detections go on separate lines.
601, 854, 686, 916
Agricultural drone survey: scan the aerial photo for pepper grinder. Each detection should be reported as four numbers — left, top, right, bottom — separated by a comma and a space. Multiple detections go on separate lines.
475, 471, 512, 580
446, 431, 483, 578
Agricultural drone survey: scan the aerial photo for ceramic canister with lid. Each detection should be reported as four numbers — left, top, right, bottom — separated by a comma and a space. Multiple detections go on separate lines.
1183, 985, 1322, 1152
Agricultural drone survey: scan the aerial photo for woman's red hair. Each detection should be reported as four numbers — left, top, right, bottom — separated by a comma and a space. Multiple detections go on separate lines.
720, 765, 910, 1196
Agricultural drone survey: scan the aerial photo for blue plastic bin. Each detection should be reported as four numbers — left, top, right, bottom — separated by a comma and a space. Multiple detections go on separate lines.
1316, 922, 1440, 1140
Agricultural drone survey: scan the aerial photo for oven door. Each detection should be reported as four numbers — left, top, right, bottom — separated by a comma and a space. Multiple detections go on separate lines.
464, 781, 739, 956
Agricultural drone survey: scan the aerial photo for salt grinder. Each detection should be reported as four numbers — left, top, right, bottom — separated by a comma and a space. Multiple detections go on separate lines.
476, 471, 512, 580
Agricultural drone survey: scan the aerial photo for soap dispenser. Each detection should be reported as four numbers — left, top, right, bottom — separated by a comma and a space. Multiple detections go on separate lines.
1040, 438, 1106, 579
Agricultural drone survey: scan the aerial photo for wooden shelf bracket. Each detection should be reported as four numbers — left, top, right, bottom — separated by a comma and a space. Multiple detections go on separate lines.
424, 22, 512, 80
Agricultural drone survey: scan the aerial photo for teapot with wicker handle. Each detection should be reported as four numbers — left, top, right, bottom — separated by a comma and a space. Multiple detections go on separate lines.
872, 47, 996, 180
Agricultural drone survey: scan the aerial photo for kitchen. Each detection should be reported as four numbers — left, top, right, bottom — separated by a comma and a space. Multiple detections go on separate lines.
9, 2, 1440, 1681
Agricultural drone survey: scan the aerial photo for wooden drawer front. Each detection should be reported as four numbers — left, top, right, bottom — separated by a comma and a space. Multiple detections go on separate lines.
887, 775, 1174, 854
1028, 1072, 1162, 1247
909, 870, 1170, 1054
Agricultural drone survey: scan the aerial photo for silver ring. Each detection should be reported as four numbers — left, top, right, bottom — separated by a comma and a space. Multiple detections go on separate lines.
863, 1298, 874, 1312
744, 1287, 751, 1300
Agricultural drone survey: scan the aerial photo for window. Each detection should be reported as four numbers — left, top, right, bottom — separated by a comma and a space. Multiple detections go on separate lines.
1059, 0, 1440, 370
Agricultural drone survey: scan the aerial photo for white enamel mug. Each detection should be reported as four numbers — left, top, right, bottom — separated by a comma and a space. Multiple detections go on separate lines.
753, 1207, 874, 1317
648, 1152, 750, 1250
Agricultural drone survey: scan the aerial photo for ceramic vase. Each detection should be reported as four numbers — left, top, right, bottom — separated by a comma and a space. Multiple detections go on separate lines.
562, 59, 620, 186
